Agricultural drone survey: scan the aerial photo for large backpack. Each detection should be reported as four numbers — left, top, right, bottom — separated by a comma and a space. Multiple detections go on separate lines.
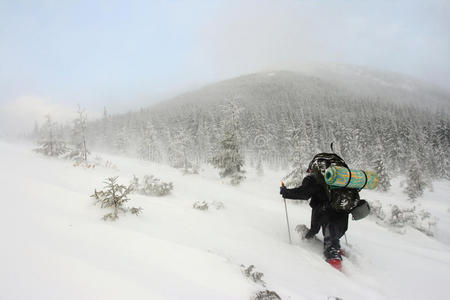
308, 153, 360, 213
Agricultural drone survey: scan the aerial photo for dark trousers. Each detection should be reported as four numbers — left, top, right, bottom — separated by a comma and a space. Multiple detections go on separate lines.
322, 212, 349, 251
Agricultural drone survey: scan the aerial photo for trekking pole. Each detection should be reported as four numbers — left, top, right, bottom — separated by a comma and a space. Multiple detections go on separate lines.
281, 182, 292, 244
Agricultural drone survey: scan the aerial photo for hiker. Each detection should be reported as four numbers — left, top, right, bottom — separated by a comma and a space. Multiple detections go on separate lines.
279, 153, 360, 270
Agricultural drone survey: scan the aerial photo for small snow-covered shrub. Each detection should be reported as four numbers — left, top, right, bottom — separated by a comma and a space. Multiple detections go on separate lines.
65, 147, 90, 163
241, 265, 265, 286
103, 160, 118, 170
367, 200, 437, 236
368, 200, 386, 221
254, 290, 281, 300
34, 140, 68, 157
182, 164, 199, 175
388, 205, 436, 236
131, 175, 173, 197
388, 205, 416, 228
416, 209, 437, 236
129, 207, 143, 216
192, 200, 224, 211
210, 200, 225, 210
91, 177, 143, 221
91, 156, 118, 170
72, 161, 96, 169
193, 201, 209, 211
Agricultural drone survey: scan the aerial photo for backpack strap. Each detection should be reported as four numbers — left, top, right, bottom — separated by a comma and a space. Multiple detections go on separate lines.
343, 166, 352, 188
360, 170, 368, 191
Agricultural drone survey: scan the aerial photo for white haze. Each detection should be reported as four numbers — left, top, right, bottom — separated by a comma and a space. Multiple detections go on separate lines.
0, 0, 449, 136
194, 0, 450, 89
0, 96, 100, 137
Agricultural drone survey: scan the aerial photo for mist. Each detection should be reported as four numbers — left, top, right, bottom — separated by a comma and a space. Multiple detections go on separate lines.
0, 0, 449, 135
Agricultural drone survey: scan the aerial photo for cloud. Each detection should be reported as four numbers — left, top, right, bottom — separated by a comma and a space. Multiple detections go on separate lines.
192, 0, 450, 89
0, 96, 84, 136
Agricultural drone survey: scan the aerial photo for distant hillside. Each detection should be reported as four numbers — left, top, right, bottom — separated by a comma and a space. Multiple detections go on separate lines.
86, 64, 450, 180
154, 65, 450, 110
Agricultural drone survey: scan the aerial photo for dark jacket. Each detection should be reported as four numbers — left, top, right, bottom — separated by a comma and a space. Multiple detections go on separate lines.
283, 175, 348, 235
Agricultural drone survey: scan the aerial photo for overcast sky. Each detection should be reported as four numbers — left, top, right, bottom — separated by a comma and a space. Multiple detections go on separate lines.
0, 0, 449, 134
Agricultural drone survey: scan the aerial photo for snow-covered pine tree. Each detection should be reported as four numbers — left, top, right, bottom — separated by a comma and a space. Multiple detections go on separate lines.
404, 158, 427, 201
383, 119, 401, 173
67, 106, 89, 162
211, 100, 246, 185
138, 121, 156, 161
373, 156, 391, 192
435, 119, 450, 180
174, 126, 194, 173
35, 115, 67, 157
98, 107, 112, 148
256, 154, 264, 177
114, 126, 129, 154
91, 177, 142, 221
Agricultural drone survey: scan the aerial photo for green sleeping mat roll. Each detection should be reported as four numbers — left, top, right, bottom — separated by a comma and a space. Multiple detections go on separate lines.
324, 166, 379, 190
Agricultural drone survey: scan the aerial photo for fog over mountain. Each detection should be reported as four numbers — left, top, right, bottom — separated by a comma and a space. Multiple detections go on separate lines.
160, 63, 450, 110
52, 63, 446, 186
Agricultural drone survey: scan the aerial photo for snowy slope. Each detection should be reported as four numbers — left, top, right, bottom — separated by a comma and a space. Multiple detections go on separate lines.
1, 140, 450, 300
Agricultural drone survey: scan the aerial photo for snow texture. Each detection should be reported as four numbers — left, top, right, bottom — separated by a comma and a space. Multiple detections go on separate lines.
1, 141, 450, 300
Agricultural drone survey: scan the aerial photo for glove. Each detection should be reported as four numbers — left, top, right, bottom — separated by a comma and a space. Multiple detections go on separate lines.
280, 186, 287, 197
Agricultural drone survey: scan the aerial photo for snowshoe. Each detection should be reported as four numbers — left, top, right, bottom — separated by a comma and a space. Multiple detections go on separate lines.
325, 247, 343, 272
327, 258, 343, 272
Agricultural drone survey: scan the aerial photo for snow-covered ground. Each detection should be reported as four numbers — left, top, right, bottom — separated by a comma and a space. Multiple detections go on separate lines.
1, 140, 450, 300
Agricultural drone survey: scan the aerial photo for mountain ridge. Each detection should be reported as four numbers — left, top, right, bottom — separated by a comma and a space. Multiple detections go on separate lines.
150, 64, 450, 111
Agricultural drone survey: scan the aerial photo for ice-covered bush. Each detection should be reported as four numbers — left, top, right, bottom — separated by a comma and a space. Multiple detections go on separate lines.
368, 200, 386, 221
193, 200, 209, 211
91, 177, 143, 221
254, 290, 281, 300
34, 140, 68, 157
388, 205, 416, 228
103, 160, 118, 170
181, 163, 200, 175
242, 265, 281, 300
367, 200, 437, 236
131, 175, 173, 197
192, 200, 224, 211
241, 265, 265, 286
388, 205, 436, 236
72, 160, 96, 169
66, 148, 90, 163
210, 200, 225, 210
